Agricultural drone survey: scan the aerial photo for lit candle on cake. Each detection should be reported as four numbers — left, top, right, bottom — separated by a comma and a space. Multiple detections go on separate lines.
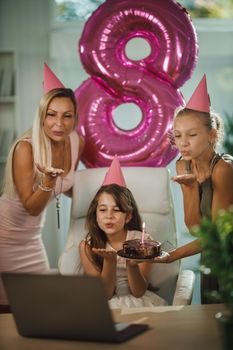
141, 221, 146, 244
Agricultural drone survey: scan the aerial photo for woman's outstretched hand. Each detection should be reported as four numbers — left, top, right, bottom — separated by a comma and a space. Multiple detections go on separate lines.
171, 173, 196, 186
36, 163, 64, 178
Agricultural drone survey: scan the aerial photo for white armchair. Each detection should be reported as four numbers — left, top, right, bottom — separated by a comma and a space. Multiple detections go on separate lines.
58, 167, 195, 305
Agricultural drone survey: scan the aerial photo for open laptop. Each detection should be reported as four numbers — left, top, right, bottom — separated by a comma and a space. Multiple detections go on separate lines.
2, 272, 149, 343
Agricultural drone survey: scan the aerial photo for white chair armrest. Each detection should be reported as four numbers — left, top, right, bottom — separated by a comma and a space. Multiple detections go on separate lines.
172, 269, 196, 305
58, 245, 81, 275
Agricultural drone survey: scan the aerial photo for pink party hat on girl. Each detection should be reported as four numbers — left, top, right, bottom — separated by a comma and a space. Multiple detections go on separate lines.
186, 74, 210, 113
102, 155, 127, 187
43, 63, 65, 93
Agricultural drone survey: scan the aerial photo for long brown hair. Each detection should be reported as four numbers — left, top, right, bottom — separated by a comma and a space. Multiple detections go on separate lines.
84, 184, 142, 271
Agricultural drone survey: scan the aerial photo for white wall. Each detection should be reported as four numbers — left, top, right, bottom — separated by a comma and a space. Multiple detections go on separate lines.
0, 0, 52, 134
1, 0, 233, 303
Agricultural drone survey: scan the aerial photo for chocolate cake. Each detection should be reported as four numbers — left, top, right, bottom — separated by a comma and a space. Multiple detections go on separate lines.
122, 238, 161, 258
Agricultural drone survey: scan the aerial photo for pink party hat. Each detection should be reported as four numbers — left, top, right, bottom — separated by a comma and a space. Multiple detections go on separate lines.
43, 63, 65, 93
102, 155, 127, 187
186, 74, 210, 113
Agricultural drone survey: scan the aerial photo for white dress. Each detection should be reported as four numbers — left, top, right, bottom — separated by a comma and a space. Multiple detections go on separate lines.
108, 230, 167, 309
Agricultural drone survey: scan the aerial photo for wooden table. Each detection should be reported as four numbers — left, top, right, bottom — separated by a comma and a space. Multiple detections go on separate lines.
0, 304, 225, 350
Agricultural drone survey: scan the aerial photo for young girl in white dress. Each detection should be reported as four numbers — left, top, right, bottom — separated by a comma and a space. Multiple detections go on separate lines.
79, 157, 167, 309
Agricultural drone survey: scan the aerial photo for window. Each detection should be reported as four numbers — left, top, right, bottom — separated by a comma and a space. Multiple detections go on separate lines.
54, 0, 233, 23
54, 0, 105, 22
182, 0, 233, 18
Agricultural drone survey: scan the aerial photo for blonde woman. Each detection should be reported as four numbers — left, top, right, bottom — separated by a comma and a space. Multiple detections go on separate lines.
0, 65, 84, 312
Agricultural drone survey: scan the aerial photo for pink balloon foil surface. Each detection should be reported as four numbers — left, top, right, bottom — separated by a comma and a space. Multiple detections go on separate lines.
75, 0, 198, 167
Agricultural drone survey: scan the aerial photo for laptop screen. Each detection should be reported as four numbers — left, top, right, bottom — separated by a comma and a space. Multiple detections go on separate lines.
2, 272, 148, 343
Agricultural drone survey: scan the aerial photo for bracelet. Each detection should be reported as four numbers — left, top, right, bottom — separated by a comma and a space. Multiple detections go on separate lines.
38, 180, 54, 192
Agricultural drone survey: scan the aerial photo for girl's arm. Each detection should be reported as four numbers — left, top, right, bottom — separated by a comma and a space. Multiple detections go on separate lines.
13, 141, 57, 216
153, 239, 201, 263
211, 160, 233, 220
167, 239, 201, 262
79, 242, 117, 299
174, 160, 201, 229
126, 260, 152, 297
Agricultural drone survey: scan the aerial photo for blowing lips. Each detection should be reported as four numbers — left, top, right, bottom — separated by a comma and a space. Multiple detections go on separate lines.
52, 130, 64, 137
105, 223, 114, 229
180, 150, 191, 157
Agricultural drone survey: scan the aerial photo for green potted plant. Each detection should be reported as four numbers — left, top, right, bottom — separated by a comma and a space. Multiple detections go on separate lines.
192, 207, 233, 350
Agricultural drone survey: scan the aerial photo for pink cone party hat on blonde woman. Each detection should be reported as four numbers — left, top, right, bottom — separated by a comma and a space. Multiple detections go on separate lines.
186, 74, 210, 113
102, 155, 127, 187
43, 63, 65, 93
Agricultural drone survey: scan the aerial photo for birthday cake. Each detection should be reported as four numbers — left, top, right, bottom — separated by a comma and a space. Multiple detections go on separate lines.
122, 238, 161, 259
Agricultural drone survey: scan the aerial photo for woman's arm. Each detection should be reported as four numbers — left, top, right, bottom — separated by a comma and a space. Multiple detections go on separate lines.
126, 260, 152, 297
79, 242, 117, 299
211, 160, 233, 220
13, 141, 57, 216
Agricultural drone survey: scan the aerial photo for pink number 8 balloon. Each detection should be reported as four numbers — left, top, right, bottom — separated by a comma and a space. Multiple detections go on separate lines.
75, 0, 198, 167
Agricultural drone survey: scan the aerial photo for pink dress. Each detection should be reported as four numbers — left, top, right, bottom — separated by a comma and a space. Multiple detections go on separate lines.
0, 131, 80, 305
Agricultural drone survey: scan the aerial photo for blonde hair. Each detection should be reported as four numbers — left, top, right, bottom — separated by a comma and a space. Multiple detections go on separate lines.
2, 88, 77, 195
173, 107, 224, 150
